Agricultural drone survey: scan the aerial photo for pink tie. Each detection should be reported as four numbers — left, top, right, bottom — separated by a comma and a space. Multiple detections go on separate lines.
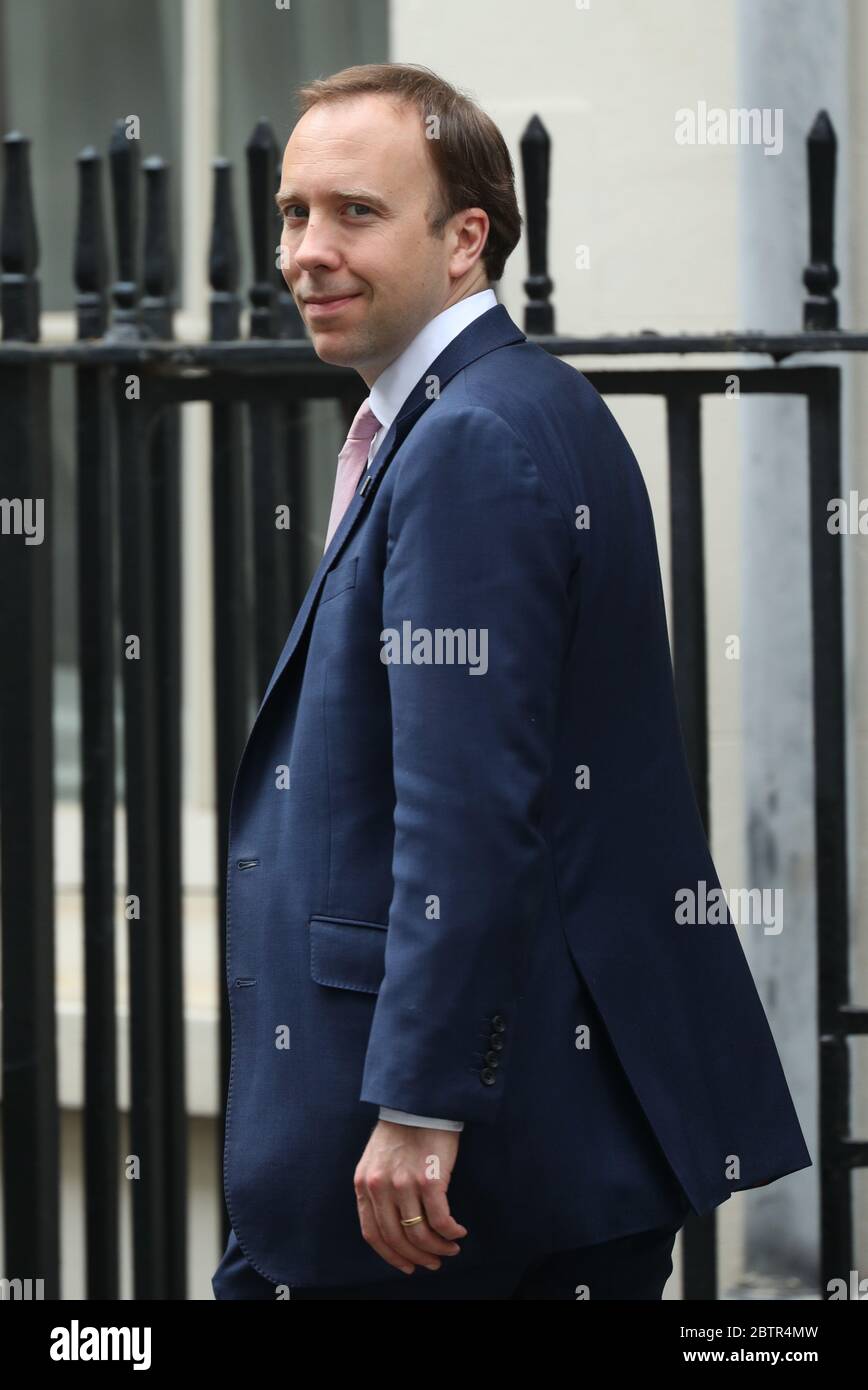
323, 398, 382, 551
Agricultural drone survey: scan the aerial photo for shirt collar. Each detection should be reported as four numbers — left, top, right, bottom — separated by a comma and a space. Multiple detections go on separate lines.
367, 288, 498, 441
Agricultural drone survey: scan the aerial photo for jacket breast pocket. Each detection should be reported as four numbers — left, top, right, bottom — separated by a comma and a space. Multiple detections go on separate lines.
308, 913, 388, 994
320, 556, 358, 604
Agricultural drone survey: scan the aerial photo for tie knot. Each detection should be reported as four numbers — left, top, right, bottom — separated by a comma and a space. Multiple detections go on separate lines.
345, 398, 381, 445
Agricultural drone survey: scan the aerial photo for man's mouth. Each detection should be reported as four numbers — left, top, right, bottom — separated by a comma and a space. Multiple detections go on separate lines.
303, 292, 362, 319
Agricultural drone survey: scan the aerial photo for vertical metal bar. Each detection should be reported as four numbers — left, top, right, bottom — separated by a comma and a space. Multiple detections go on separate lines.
284, 395, 309, 620
0, 128, 59, 1300
0, 362, 58, 1298
274, 153, 309, 621
74, 143, 120, 1299
141, 154, 187, 1300
667, 393, 709, 819
807, 370, 851, 1292
114, 378, 169, 1298
107, 115, 172, 1299
249, 398, 291, 696
208, 157, 249, 1251
244, 121, 289, 693
667, 390, 716, 1301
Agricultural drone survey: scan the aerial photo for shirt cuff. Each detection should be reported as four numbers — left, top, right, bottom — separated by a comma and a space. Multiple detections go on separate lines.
378, 1106, 464, 1132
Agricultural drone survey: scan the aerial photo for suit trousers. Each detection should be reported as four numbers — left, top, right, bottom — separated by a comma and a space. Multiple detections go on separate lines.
211, 1220, 682, 1300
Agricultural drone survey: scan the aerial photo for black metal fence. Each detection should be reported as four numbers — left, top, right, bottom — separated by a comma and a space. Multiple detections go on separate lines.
0, 108, 860, 1300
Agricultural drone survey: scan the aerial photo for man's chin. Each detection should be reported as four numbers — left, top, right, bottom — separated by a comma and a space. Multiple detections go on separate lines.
308, 333, 359, 367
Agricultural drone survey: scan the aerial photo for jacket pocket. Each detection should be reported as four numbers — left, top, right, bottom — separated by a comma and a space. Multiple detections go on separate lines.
308, 913, 388, 994
320, 556, 358, 604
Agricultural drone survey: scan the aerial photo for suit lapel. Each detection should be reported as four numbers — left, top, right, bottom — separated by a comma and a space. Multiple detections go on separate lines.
254, 303, 526, 721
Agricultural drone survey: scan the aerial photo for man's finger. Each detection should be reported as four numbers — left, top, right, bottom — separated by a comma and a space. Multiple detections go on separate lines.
395, 1200, 463, 1258
419, 1180, 468, 1242
354, 1188, 417, 1274
365, 1184, 443, 1269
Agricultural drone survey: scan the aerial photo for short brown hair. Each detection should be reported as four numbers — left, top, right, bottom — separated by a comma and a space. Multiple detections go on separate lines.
293, 62, 522, 283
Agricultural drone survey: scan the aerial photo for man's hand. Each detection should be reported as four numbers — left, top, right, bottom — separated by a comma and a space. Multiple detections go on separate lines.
354, 1120, 468, 1274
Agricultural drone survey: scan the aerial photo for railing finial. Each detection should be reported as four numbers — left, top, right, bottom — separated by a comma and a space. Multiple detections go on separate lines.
141, 155, 176, 338
74, 146, 108, 340
520, 114, 554, 336
802, 109, 838, 330
1, 131, 41, 341
106, 116, 144, 342
246, 119, 280, 340
209, 157, 241, 341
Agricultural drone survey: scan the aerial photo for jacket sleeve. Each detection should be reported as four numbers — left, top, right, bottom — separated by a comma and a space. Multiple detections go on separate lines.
359, 404, 573, 1123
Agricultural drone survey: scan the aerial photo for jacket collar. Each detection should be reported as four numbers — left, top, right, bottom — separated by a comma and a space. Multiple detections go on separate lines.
255, 301, 526, 718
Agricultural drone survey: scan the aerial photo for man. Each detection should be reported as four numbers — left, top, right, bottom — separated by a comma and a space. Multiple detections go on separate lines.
212, 63, 811, 1301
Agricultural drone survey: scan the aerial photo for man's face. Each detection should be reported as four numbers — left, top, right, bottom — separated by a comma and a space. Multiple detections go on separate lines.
277, 93, 488, 385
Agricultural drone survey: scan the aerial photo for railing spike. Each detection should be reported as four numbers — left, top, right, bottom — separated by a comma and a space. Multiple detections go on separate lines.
802, 108, 838, 330
520, 114, 554, 336
74, 147, 108, 339
1, 131, 41, 341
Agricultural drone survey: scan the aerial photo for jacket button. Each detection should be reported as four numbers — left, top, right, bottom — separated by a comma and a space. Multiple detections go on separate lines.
484, 1051, 500, 1067
480, 1067, 497, 1086
490, 1015, 506, 1032
487, 1034, 504, 1051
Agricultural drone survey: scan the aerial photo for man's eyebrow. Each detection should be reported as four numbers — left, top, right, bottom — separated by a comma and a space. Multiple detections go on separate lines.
274, 188, 389, 212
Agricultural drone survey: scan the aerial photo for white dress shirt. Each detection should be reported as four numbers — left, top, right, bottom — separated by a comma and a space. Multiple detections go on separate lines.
357, 286, 498, 1133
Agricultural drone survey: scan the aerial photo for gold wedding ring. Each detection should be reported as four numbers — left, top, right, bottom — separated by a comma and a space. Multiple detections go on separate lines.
399, 1215, 425, 1227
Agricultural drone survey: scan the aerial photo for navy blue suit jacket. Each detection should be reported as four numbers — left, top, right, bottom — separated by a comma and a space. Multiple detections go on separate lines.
222, 303, 812, 1288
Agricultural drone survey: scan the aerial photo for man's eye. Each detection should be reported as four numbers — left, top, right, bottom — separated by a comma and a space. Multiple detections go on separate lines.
279, 204, 373, 222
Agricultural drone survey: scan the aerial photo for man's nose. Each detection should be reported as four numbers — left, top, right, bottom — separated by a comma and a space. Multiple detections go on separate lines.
293, 219, 341, 270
